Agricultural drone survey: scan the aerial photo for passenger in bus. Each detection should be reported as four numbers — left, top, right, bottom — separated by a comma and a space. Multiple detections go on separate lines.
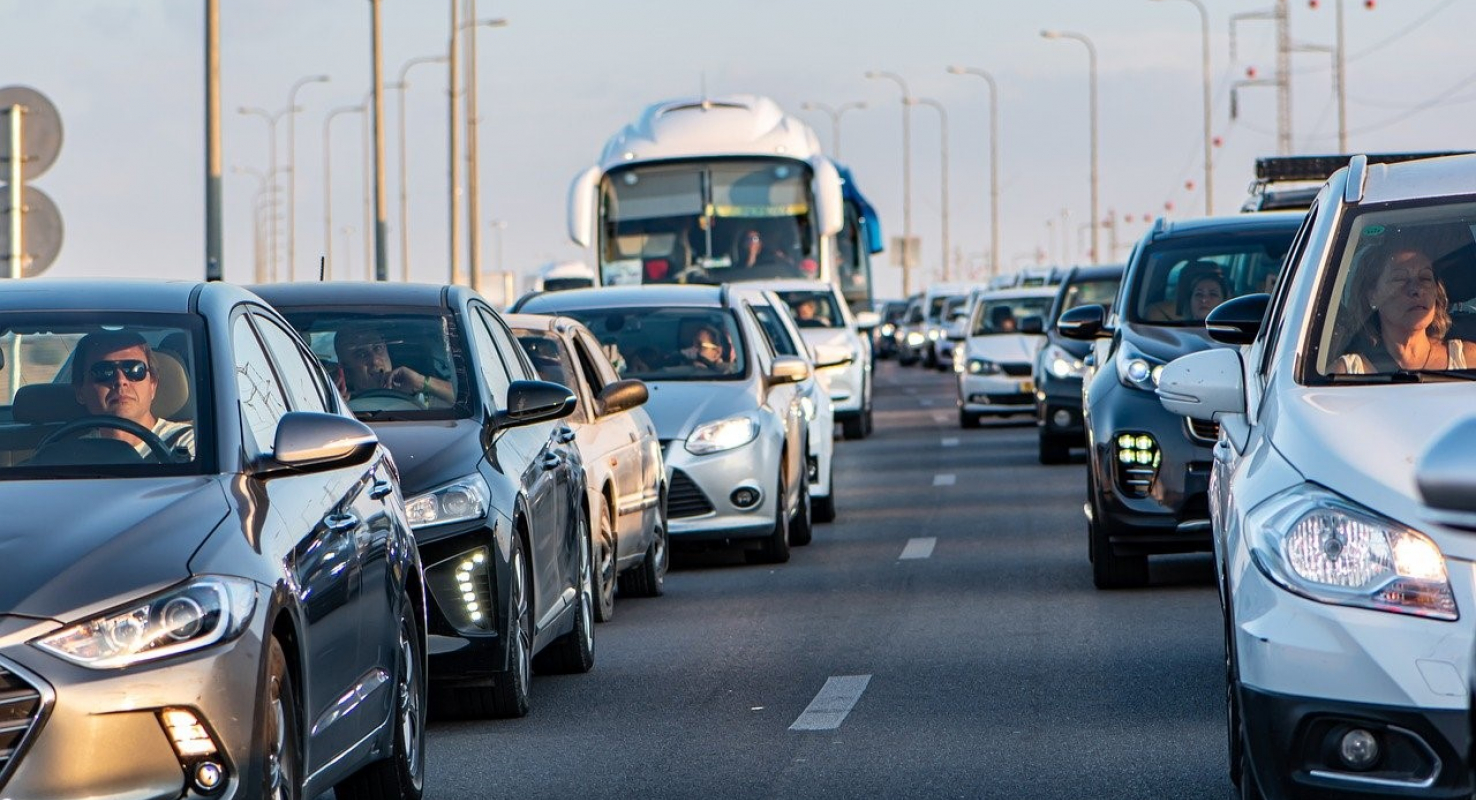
1333, 243, 1476, 373
732, 227, 792, 270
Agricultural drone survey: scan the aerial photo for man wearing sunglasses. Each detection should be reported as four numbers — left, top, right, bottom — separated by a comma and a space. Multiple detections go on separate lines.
333, 326, 453, 405
70, 331, 195, 460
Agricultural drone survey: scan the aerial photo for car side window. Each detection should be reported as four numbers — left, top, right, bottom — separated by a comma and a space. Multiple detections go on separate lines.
251, 311, 331, 413
567, 334, 607, 395
743, 304, 780, 361
1259, 200, 1320, 379
232, 314, 290, 457
749, 304, 801, 357
478, 307, 534, 382
467, 308, 513, 408
575, 329, 622, 388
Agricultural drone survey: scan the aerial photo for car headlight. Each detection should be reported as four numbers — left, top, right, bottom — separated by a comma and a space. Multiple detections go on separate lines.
33, 576, 258, 669
1115, 343, 1165, 391
927, 329, 940, 341
905, 331, 926, 346
880, 323, 896, 336
799, 395, 817, 422
967, 357, 1000, 375
1248, 485, 1457, 621
406, 473, 490, 529
1043, 344, 1086, 379
686, 415, 759, 454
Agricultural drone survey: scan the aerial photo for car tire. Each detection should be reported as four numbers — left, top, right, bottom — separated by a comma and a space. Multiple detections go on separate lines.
862, 378, 875, 436
1088, 473, 1149, 589
336, 602, 426, 800
924, 348, 938, 369
535, 511, 596, 675
841, 414, 866, 440
464, 534, 531, 719
1038, 432, 1070, 465
959, 409, 981, 429
619, 516, 668, 598
259, 635, 302, 800
789, 474, 813, 547
812, 462, 836, 523
748, 472, 791, 564
593, 502, 617, 623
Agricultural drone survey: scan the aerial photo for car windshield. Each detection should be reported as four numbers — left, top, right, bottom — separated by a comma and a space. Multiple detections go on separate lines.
0, 314, 210, 479
1057, 277, 1120, 321
274, 311, 474, 421
776, 290, 843, 329
1309, 199, 1476, 382
971, 297, 1053, 336
1126, 231, 1294, 325
545, 307, 747, 381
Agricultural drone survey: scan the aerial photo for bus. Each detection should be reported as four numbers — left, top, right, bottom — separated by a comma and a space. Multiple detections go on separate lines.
566, 94, 880, 314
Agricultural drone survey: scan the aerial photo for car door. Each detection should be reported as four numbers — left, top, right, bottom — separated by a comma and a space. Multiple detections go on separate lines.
231, 310, 379, 767
568, 329, 647, 558
743, 306, 805, 512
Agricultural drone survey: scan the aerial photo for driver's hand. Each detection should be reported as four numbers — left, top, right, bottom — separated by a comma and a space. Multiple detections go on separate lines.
387, 366, 425, 394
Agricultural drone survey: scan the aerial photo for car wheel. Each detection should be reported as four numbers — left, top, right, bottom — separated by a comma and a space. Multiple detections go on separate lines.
336, 601, 426, 800
748, 472, 791, 564
593, 502, 617, 623
1038, 432, 1070, 464
841, 414, 866, 440
812, 461, 836, 523
789, 473, 813, 547
259, 636, 301, 800
959, 409, 981, 429
481, 534, 532, 718
862, 379, 875, 435
1088, 471, 1149, 589
535, 511, 596, 675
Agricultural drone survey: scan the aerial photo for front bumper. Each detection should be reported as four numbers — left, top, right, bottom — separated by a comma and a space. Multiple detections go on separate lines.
413, 516, 516, 682
1037, 373, 1085, 442
663, 437, 780, 545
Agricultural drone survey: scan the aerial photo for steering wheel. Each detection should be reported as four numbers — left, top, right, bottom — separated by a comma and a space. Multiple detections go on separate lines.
37, 415, 178, 463
348, 389, 424, 413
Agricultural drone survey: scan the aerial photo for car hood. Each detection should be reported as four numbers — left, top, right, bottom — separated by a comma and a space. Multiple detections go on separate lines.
965, 333, 1045, 364
643, 381, 760, 441
0, 477, 229, 622
799, 327, 856, 352
1273, 383, 1476, 559
1120, 322, 1221, 363
370, 419, 486, 496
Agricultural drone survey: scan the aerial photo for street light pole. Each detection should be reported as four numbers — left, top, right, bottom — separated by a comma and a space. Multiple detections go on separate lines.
908, 97, 950, 282
798, 100, 867, 158
238, 105, 292, 280
285, 74, 330, 281
1151, 0, 1213, 214
447, 0, 462, 286
946, 66, 1000, 277
397, 55, 448, 283
369, 0, 390, 281
1041, 30, 1100, 263
205, 0, 222, 281
865, 70, 914, 294
463, 8, 510, 294
323, 104, 364, 280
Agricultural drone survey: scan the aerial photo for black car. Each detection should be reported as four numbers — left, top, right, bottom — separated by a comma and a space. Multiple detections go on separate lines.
1057, 213, 1302, 589
253, 283, 592, 719
1033, 264, 1123, 464
871, 299, 908, 360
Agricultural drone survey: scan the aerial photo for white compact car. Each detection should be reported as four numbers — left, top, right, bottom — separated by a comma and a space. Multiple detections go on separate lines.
953, 287, 1056, 427
1157, 153, 1476, 800
764, 280, 876, 440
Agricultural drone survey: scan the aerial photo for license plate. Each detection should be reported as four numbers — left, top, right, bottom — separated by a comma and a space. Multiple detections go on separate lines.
1020, 379, 1034, 394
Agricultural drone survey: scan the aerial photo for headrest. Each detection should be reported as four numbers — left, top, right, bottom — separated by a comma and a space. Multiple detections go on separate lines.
151, 350, 192, 421
13, 384, 85, 424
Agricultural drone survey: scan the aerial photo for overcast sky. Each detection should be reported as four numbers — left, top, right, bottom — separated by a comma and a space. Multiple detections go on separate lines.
4, 0, 1473, 301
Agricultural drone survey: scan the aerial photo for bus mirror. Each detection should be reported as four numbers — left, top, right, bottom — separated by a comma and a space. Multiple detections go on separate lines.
567, 165, 601, 248
813, 159, 845, 237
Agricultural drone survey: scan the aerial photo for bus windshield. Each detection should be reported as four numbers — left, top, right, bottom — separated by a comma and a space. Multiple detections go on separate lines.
599, 159, 819, 286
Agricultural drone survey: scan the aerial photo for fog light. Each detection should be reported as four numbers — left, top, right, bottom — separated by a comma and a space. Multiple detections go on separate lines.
1338, 728, 1381, 771
1052, 409, 1072, 428
159, 708, 218, 758
731, 487, 761, 509
193, 760, 226, 793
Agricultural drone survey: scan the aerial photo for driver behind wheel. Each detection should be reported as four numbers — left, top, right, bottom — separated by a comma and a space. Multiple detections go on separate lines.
334, 325, 454, 405
71, 331, 195, 459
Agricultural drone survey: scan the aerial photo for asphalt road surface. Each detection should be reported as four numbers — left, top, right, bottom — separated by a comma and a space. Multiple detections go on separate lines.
405, 360, 1233, 799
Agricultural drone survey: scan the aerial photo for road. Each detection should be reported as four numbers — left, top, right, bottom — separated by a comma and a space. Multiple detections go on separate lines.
415, 360, 1232, 799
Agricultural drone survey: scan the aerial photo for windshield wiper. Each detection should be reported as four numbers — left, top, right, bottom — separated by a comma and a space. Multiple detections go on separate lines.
1323, 369, 1476, 384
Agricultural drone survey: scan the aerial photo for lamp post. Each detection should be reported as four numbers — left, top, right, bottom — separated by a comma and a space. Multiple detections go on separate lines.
205, 0, 222, 281
907, 97, 951, 282
238, 105, 294, 280
285, 74, 330, 281
1041, 30, 1099, 263
1150, 0, 1212, 214
232, 165, 269, 283
865, 70, 914, 293
946, 65, 1000, 277
488, 219, 507, 303
323, 103, 364, 280
397, 55, 448, 283
798, 100, 867, 158
463, 10, 510, 293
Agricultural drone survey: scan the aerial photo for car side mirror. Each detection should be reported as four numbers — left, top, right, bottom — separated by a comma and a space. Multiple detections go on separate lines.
598, 378, 648, 416
853, 311, 882, 330
768, 355, 811, 385
1056, 304, 1107, 340
268, 411, 378, 473
1155, 349, 1245, 421
812, 343, 854, 369
946, 319, 968, 341
1019, 315, 1044, 334
1205, 293, 1271, 345
496, 380, 577, 428
1416, 417, 1476, 526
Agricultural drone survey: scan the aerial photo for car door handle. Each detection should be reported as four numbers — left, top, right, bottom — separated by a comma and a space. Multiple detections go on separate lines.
542, 453, 563, 471
369, 479, 394, 500
324, 513, 359, 533
555, 426, 576, 444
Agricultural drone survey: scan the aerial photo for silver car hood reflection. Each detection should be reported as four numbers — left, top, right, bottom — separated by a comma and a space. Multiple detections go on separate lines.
0, 477, 229, 622
642, 381, 760, 441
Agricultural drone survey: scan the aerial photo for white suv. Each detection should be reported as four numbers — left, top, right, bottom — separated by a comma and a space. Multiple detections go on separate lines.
763, 280, 876, 440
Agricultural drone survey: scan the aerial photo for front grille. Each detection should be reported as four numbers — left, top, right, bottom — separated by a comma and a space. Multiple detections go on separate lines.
0, 661, 44, 789
1000, 363, 1032, 377
1186, 417, 1219, 443
668, 469, 715, 518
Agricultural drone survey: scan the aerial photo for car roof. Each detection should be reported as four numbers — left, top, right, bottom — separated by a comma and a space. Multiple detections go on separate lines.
515, 284, 726, 313
1359, 152, 1476, 205
739, 279, 839, 294
1148, 211, 1305, 242
1062, 264, 1125, 282
247, 281, 457, 310
0, 278, 247, 313
503, 311, 589, 338
972, 286, 1058, 301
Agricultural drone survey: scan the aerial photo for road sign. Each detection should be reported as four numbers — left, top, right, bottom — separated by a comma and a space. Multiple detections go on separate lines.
1, 186, 64, 277
0, 86, 63, 181
889, 235, 920, 269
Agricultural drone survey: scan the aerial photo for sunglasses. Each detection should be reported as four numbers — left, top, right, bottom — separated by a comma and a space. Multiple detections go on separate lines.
88, 359, 150, 383
745, 234, 763, 242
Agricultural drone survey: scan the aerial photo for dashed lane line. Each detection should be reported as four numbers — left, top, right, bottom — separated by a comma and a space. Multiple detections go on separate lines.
941, 437, 959, 447
899, 537, 937, 560
789, 675, 873, 731
933, 474, 956, 486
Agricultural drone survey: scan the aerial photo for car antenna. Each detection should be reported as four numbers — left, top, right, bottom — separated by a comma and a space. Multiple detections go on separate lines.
319, 256, 326, 282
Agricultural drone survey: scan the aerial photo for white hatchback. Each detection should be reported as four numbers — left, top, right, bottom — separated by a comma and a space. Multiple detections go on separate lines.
763, 280, 876, 440
1158, 154, 1476, 800
953, 287, 1056, 428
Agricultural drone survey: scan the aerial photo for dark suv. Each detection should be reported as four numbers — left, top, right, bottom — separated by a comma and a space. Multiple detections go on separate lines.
1033, 264, 1123, 464
1058, 213, 1302, 588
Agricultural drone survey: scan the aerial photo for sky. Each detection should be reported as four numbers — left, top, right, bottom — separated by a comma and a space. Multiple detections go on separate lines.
4, 0, 1474, 302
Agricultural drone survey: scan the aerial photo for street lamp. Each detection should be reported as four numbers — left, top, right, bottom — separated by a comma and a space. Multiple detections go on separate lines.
396, 55, 448, 283
238, 105, 294, 280
323, 103, 364, 280
798, 100, 867, 158
1149, 0, 1213, 214
446, 7, 509, 288
463, 12, 510, 294
285, 74, 330, 281
946, 65, 1001, 277
1041, 30, 1100, 263
232, 165, 269, 283
864, 70, 914, 293
907, 97, 951, 283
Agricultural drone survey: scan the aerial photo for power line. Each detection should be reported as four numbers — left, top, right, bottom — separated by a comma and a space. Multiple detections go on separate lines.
1346, 63, 1476, 135
1348, 0, 1459, 61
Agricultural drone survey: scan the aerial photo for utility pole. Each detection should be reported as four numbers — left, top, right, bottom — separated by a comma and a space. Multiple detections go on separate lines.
1231, 1, 1291, 154
204, 0, 222, 281
447, 0, 463, 285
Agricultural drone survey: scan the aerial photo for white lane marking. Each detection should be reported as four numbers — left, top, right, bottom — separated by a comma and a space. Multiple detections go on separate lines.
918, 398, 934, 407
899, 537, 936, 560
933, 474, 956, 486
932, 412, 949, 424
789, 675, 873, 731
941, 437, 959, 447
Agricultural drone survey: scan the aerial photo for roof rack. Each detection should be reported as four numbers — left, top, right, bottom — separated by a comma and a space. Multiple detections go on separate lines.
1254, 152, 1473, 184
